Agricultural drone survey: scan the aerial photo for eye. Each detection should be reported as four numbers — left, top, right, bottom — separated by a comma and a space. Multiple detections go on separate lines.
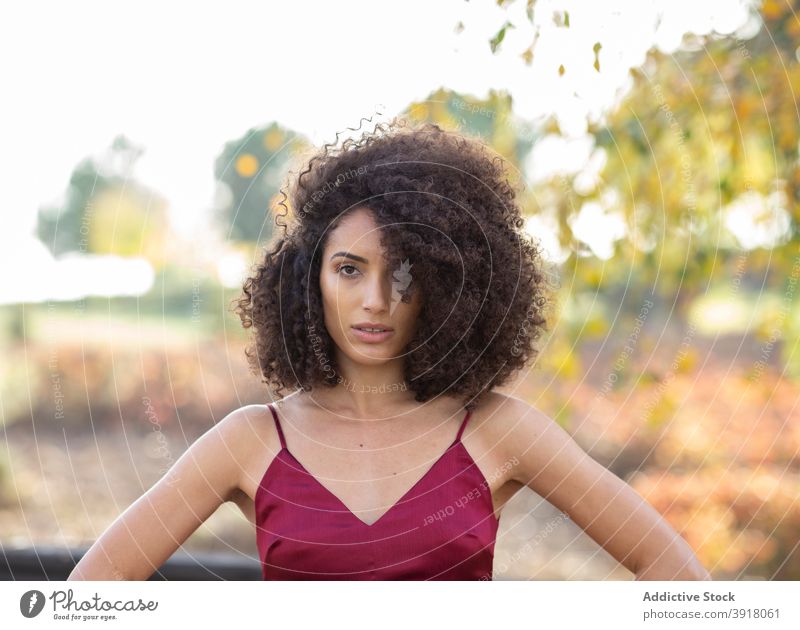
337, 264, 361, 278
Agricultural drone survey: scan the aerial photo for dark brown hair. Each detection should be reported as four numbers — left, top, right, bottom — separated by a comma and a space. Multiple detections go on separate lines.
233, 116, 554, 411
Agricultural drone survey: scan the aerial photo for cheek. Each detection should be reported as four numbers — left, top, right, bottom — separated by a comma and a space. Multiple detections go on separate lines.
319, 272, 340, 305
322, 269, 354, 294
320, 275, 353, 333
318, 277, 335, 326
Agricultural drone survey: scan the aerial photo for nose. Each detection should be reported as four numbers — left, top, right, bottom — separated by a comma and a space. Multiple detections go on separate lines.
361, 271, 391, 314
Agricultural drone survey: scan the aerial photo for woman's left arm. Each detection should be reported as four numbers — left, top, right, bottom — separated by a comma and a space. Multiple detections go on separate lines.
497, 397, 712, 580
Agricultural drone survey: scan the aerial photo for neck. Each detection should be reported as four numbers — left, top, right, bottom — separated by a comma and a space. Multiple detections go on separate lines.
318, 353, 415, 418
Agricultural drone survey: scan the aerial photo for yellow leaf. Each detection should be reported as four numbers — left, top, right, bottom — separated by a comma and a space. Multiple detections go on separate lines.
408, 103, 429, 121
263, 128, 284, 152
235, 153, 259, 178
761, 0, 785, 20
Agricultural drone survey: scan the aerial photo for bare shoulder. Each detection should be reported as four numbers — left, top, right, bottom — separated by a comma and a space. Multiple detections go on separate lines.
480, 391, 602, 505
220, 399, 306, 514
470, 391, 557, 474
470, 391, 552, 445
205, 404, 271, 493
216, 404, 273, 447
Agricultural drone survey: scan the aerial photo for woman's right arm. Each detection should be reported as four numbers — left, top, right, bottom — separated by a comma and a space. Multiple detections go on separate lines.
67, 406, 257, 580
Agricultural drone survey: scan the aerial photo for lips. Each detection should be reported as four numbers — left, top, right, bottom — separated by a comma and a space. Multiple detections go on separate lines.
351, 323, 395, 344
352, 322, 394, 332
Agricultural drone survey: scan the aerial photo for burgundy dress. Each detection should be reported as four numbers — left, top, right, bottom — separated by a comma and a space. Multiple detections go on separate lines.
255, 403, 500, 580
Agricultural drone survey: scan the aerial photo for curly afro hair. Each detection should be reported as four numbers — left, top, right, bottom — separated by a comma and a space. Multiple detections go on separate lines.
233, 116, 554, 412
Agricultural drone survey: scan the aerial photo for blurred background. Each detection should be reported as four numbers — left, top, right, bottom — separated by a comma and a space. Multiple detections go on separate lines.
1, 0, 798, 580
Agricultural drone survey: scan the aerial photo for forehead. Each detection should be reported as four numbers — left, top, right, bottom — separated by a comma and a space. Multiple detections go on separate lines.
323, 208, 385, 255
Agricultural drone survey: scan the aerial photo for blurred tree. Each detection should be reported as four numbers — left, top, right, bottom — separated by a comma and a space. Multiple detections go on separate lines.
212, 122, 311, 244
36, 135, 171, 268
580, 2, 799, 302
470, 1, 799, 321
403, 87, 540, 180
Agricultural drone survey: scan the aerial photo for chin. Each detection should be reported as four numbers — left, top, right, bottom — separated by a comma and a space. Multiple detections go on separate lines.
341, 340, 406, 365
348, 349, 397, 365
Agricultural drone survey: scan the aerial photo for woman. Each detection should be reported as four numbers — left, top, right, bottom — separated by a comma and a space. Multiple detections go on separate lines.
68, 117, 711, 581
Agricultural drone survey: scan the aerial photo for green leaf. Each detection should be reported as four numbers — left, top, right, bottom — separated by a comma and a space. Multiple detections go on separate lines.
526, 0, 536, 22
489, 21, 515, 53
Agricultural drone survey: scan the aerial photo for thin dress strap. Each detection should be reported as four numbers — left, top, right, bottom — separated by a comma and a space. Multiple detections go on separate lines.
454, 409, 472, 444
267, 403, 287, 450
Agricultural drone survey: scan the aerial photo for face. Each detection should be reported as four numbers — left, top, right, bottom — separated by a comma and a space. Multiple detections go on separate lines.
319, 207, 423, 365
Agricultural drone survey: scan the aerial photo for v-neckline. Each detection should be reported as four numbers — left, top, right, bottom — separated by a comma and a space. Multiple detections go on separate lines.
279, 439, 464, 528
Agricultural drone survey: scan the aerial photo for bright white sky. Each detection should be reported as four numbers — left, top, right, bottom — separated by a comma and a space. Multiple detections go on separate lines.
0, 0, 758, 303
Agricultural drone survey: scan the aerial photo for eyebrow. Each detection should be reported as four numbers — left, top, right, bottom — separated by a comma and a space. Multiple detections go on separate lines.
330, 251, 369, 264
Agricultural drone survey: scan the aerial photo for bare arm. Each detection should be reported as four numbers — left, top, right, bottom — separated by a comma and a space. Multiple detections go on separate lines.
497, 396, 711, 580
67, 406, 256, 580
